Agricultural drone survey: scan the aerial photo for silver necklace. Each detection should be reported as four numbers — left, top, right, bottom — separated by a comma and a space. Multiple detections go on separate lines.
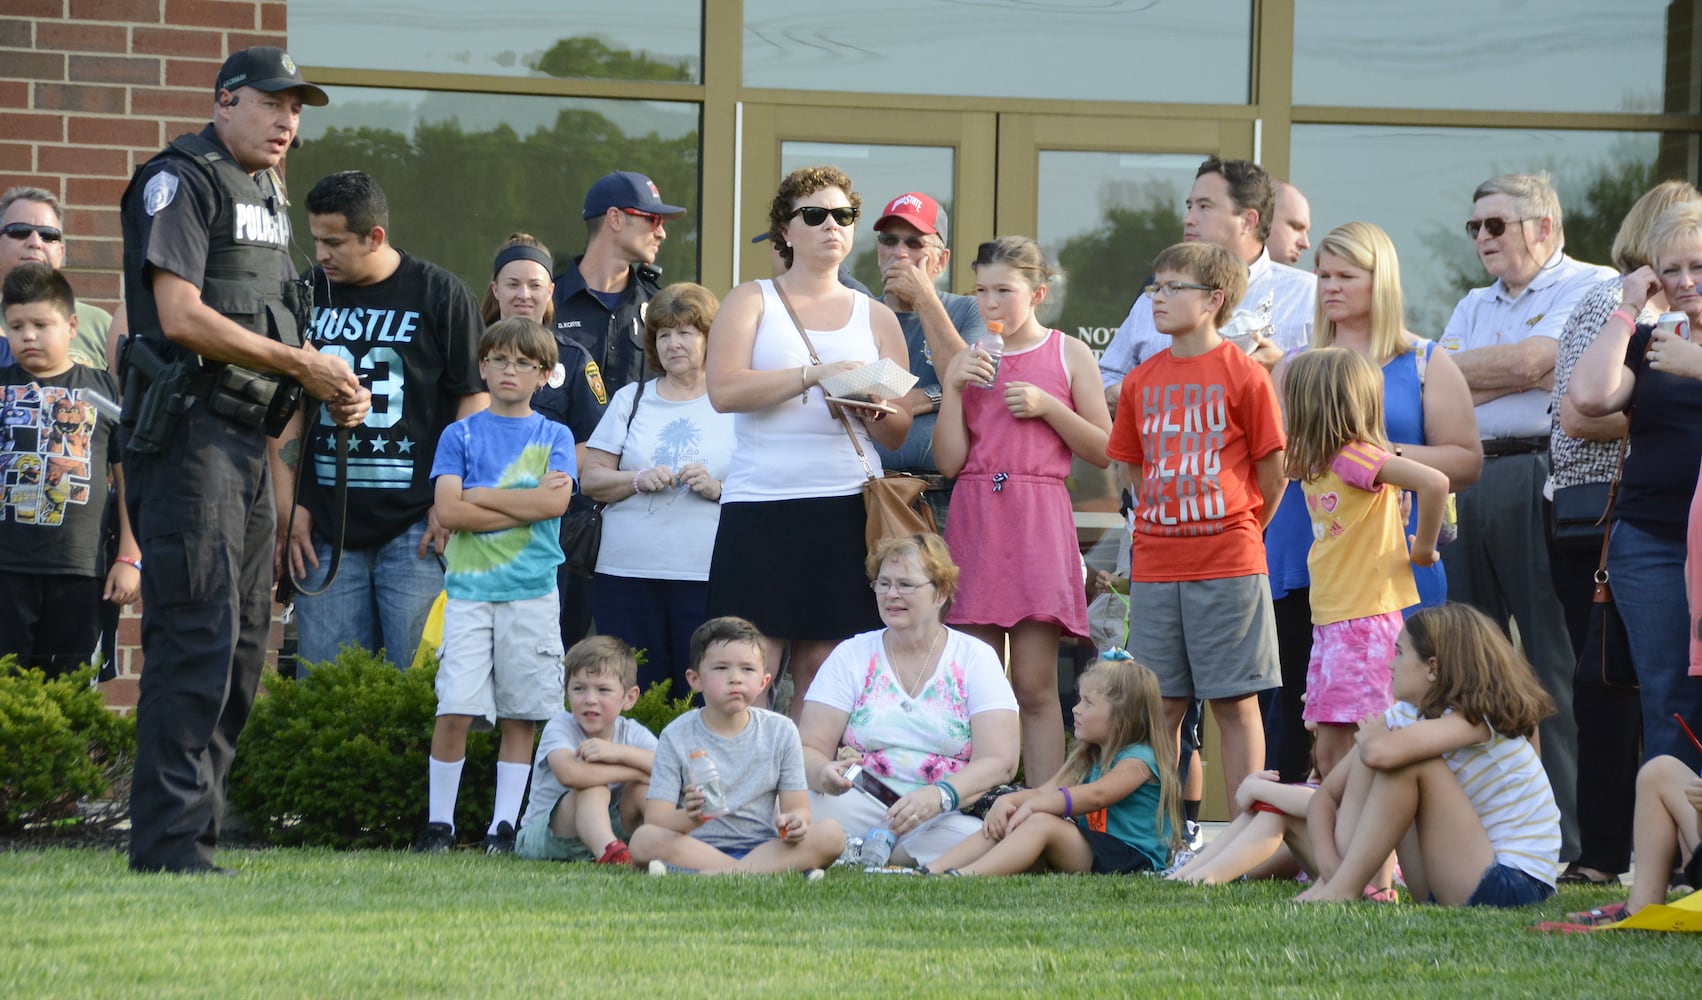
885, 626, 945, 704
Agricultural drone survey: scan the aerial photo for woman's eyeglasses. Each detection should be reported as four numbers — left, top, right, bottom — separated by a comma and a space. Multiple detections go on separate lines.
1, 222, 63, 243
482, 356, 545, 373
870, 578, 931, 595
875, 233, 937, 251
790, 206, 859, 228
1464, 216, 1532, 239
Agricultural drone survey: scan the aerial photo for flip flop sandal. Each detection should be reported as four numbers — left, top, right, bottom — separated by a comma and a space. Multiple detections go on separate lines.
1532, 921, 1603, 934
1562, 903, 1629, 926
1557, 864, 1618, 886
1362, 884, 1398, 903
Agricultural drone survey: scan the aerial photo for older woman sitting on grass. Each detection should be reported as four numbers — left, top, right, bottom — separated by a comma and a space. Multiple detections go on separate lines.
798, 533, 1020, 870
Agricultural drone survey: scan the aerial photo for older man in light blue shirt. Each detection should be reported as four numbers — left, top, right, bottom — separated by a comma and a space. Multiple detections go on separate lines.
1440, 172, 1615, 865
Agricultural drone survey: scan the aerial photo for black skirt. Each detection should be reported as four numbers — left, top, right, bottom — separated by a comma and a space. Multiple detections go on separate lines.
705, 494, 881, 641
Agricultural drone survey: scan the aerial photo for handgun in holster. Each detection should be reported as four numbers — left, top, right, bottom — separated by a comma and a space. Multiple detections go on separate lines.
119, 336, 195, 455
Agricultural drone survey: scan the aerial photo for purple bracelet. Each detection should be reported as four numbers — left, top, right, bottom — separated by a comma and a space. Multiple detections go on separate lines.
1059, 786, 1072, 818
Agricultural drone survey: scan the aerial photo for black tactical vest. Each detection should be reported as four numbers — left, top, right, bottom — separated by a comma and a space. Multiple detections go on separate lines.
120, 129, 304, 356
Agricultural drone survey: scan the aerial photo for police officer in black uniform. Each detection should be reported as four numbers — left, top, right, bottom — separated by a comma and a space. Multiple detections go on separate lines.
544, 171, 684, 644
119, 47, 370, 874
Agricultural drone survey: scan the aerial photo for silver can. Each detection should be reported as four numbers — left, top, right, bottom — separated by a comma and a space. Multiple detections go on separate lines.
1655, 311, 1691, 341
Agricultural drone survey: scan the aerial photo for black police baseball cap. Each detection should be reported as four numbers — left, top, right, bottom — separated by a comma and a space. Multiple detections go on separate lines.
583, 171, 686, 220
216, 47, 329, 107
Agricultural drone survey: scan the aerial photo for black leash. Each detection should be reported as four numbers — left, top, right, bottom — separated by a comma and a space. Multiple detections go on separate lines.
280, 409, 351, 600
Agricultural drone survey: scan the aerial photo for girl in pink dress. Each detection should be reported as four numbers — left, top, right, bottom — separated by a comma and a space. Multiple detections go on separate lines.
934, 236, 1113, 783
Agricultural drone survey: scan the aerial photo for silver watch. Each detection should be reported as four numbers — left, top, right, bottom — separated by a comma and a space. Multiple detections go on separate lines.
938, 785, 952, 813
924, 384, 943, 405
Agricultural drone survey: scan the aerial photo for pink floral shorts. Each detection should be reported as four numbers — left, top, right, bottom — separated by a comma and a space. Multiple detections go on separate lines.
1304, 611, 1402, 725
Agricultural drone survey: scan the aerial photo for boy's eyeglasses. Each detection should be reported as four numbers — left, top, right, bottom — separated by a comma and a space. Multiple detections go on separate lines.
2, 222, 63, 243
482, 356, 545, 373
620, 208, 665, 232
1143, 281, 1216, 298
1464, 216, 1532, 239
875, 233, 938, 251
789, 206, 859, 228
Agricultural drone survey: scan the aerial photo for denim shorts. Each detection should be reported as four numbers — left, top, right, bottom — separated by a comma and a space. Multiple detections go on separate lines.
1464, 863, 1554, 908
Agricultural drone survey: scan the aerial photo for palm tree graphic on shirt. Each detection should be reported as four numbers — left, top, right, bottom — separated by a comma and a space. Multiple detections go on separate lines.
652, 417, 701, 469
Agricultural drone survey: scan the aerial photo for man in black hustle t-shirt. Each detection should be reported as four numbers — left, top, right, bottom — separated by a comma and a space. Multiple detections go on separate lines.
270, 172, 486, 671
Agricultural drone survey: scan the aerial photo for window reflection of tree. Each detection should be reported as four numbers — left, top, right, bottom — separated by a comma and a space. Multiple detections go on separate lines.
286, 109, 701, 294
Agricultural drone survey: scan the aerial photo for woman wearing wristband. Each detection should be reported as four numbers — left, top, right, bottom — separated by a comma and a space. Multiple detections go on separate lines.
1570, 200, 1702, 773
798, 534, 1019, 869
704, 165, 912, 717
578, 283, 734, 695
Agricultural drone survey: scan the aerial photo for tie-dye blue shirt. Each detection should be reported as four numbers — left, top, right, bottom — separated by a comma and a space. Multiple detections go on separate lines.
431, 409, 576, 602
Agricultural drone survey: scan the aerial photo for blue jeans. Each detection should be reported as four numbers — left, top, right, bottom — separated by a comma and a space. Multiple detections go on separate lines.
1605, 520, 1702, 769
294, 517, 444, 671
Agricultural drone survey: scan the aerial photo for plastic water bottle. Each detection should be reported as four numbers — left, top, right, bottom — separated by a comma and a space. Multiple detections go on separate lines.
688, 749, 730, 818
973, 321, 1004, 388
860, 825, 897, 867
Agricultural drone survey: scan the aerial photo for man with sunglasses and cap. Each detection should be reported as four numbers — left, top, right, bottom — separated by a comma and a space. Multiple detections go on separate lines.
1438, 172, 1613, 864
548, 171, 685, 406
119, 46, 370, 874
1, 187, 111, 370
866, 192, 985, 527
544, 171, 684, 645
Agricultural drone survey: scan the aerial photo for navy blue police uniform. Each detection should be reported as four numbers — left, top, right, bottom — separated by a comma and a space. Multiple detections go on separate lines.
119, 124, 304, 873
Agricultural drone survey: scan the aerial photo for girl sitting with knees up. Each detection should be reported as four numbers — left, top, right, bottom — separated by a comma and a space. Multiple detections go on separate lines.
1295, 602, 1560, 906
926, 657, 1179, 876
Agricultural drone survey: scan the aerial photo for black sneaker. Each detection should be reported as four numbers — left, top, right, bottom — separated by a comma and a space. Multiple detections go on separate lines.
412, 821, 455, 853
483, 820, 516, 855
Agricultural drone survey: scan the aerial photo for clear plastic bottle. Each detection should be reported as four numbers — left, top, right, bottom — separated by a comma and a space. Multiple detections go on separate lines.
860, 825, 897, 867
973, 320, 1004, 388
688, 749, 730, 818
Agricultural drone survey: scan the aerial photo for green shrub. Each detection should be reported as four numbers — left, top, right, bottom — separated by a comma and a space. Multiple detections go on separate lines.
624, 679, 696, 737
228, 647, 498, 849
0, 659, 136, 833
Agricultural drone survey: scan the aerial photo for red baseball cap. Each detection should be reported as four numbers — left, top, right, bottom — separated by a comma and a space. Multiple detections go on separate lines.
873, 192, 946, 240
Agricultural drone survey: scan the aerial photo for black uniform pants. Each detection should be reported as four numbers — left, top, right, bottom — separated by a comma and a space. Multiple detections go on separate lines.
125, 405, 274, 871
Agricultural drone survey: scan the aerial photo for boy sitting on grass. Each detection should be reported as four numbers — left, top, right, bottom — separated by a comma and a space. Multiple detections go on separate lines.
417, 317, 576, 854
632, 616, 844, 875
0, 263, 139, 676
514, 635, 655, 866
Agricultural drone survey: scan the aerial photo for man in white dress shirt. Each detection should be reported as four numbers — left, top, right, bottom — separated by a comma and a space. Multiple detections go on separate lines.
1098, 158, 1315, 416
1439, 172, 1615, 862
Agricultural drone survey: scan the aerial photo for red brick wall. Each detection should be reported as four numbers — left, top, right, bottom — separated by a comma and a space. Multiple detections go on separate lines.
0, 0, 289, 709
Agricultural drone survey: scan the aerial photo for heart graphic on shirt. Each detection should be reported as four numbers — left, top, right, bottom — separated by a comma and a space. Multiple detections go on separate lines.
1318, 491, 1339, 514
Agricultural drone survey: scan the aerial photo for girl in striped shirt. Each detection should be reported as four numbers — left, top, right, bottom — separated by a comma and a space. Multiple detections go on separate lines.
1295, 602, 1561, 906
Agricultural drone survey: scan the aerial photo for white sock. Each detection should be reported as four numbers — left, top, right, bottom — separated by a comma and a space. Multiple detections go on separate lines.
490, 761, 531, 834
428, 757, 464, 829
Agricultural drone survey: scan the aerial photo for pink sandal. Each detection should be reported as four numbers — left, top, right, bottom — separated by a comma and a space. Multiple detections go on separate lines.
1562, 903, 1628, 926
1362, 884, 1398, 903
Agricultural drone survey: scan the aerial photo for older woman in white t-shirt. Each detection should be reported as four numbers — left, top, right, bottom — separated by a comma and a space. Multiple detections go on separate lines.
579, 283, 734, 695
800, 533, 1020, 869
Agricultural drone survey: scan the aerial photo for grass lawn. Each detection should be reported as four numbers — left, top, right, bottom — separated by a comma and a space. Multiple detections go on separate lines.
0, 846, 1688, 998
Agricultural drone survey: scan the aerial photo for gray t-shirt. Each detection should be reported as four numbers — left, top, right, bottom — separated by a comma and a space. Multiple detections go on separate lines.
518, 712, 657, 834
649, 707, 807, 850
875, 290, 985, 473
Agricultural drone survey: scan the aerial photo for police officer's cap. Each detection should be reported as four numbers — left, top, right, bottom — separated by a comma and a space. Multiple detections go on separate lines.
216, 47, 329, 107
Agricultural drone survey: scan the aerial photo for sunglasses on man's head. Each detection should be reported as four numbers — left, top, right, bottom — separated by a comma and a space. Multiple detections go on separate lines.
789, 205, 859, 228
1464, 216, 1532, 240
1, 222, 63, 243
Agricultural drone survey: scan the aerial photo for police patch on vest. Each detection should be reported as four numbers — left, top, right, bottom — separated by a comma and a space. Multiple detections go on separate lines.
143, 171, 179, 217
548, 362, 566, 389
234, 202, 289, 246
585, 360, 607, 405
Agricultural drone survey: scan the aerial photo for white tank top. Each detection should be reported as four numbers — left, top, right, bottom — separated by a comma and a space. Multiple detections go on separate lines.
721, 280, 881, 502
